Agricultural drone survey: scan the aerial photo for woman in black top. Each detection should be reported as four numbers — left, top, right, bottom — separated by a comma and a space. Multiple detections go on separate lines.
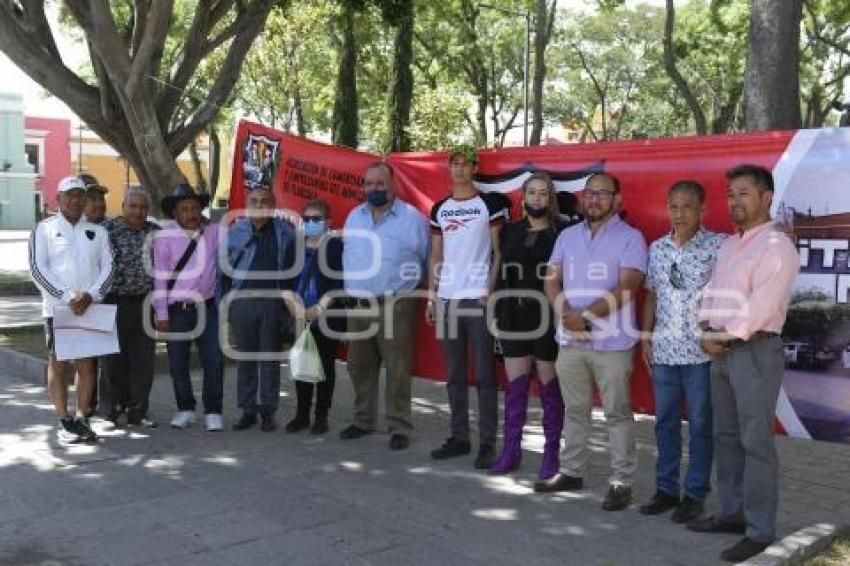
491, 172, 566, 479
285, 199, 345, 435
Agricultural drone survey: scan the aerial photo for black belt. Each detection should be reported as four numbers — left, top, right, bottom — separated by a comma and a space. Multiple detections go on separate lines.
348, 295, 400, 308
724, 330, 780, 348
170, 297, 215, 310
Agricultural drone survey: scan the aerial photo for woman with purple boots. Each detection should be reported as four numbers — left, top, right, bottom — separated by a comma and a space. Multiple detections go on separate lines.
491, 172, 570, 478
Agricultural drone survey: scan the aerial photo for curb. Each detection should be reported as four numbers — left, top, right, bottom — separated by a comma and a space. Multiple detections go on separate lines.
0, 345, 46, 386
743, 512, 850, 565
0, 283, 39, 296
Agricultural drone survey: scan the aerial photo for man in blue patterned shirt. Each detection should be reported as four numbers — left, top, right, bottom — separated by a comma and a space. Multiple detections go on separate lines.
639, 180, 725, 523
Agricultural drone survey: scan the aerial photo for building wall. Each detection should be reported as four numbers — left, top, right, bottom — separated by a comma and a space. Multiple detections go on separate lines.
24, 116, 72, 211
70, 129, 211, 218
0, 93, 36, 229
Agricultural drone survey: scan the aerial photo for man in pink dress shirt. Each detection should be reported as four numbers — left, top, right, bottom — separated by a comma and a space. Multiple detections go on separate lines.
688, 165, 799, 563
153, 184, 224, 431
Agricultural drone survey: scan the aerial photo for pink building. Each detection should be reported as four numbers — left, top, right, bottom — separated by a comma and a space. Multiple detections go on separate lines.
24, 116, 72, 211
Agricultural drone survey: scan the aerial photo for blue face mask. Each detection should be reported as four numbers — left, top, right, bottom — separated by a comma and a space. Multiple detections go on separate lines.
366, 190, 389, 208
303, 219, 327, 238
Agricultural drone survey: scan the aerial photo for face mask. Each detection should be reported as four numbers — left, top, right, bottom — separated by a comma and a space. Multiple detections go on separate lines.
524, 203, 549, 218
303, 219, 327, 238
366, 190, 389, 208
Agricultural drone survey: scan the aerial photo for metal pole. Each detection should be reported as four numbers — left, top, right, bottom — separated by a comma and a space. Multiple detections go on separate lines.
524, 10, 530, 146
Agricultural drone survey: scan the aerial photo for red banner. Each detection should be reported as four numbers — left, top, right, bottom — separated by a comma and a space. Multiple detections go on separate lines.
231, 120, 850, 443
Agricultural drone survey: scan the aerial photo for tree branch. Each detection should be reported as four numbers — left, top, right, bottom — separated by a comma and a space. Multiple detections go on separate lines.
166, 0, 274, 155
663, 0, 707, 134
127, 0, 173, 96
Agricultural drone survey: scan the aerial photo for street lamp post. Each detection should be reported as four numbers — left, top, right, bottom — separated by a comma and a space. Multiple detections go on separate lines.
478, 3, 531, 146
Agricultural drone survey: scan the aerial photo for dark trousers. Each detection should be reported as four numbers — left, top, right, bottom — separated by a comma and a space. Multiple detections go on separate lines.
294, 325, 338, 419
230, 298, 283, 414
438, 298, 497, 444
166, 302, 224, 414
105, 294, 156, 420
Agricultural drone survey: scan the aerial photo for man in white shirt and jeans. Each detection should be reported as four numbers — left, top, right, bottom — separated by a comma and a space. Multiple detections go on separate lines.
29, 176, 114, 444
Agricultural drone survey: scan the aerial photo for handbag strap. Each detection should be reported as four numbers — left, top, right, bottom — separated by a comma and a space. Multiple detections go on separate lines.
166, 227, 204, 292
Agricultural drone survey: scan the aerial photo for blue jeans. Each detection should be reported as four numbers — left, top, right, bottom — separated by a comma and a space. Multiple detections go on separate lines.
166, 302, 224, 414
652, 363, 713, 500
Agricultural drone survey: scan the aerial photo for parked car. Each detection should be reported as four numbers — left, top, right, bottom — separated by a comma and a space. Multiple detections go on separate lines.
784, 341, 814, 368
814, 346, 838, 370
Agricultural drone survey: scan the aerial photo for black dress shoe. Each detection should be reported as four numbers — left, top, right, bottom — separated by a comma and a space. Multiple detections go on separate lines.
260, 412, 277, 432
533, 473, 583, 493
474, 443, 496, 469
389, 433, 409, 451
339, 425, 371, 440
687, 515, 746, 534
671, 496, 704, 524
639, 491, 680, 515
285, 416, 309, 433
232, 413, 257, 431
430, 437, 472, 460
720, 537, 770, 563
311, 416, 328, 435
601, 484, 632, 511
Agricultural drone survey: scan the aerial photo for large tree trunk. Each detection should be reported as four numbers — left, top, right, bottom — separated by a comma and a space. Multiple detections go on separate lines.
208, 125, 221, 200
744, 0, 803, 131
530, 0, 556, 146
332, 1, 359, 148
386, 0, 414, 152
0, 1, 275, 213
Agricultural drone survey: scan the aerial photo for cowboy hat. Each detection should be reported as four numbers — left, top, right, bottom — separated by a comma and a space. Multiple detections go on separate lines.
160, 183, 211, 218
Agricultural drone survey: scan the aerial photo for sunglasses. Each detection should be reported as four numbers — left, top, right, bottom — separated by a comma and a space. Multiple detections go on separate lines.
669, 261, 711, 291
303, 215, 325, 223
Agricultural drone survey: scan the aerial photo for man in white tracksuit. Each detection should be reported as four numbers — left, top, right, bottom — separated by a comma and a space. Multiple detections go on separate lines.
29, 176, 114, 444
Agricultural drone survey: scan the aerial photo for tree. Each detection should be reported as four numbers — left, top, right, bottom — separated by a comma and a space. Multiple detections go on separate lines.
663, 0, 707, 134
547, 6, 664, 141
529, 0, 557, 146
0, 1, 279, 210
744, 0, 803, 130
381, 0, 414, 152
800, 0, 850, 127
658, 0, 748, 135
332, 0, 363, 148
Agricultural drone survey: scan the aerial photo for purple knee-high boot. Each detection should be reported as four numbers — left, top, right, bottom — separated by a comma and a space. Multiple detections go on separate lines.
539, 379, 565, 480
490, 374, 530, 475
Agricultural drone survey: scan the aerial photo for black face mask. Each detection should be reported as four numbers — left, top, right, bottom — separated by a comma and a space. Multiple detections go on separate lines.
524, 203, 549, 218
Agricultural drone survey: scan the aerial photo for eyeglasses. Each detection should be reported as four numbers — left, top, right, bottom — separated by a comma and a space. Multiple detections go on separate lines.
584, 190, 616, 200
303, 215, 325, 223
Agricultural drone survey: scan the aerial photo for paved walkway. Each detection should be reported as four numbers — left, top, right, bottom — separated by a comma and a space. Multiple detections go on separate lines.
0, 231, 30, 274
1, 362, 849, 566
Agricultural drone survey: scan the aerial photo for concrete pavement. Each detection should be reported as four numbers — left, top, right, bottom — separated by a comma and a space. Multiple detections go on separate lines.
1, 361, 850, 566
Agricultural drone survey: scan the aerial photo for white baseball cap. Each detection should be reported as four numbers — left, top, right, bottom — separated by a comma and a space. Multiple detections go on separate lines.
58, 176, 86, 193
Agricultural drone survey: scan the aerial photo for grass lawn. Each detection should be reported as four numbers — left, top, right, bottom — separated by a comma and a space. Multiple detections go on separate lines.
0, 326, 46, 357
0, 270, 37, 294
0, 326, 171, 367
805, 534, 850, 565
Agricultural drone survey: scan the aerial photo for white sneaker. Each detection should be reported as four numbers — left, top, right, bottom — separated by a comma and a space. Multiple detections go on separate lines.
205, 413, 224, 431
170, 411, 196, 429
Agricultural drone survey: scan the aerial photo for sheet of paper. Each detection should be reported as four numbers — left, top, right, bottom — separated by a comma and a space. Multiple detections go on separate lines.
53, 305, 119, 361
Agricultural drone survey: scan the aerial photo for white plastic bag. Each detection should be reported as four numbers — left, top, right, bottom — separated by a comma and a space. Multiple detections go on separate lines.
289, 325, 326, 383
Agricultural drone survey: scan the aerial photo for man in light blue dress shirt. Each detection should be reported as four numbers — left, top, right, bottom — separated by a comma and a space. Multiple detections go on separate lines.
340, 162, 429, 450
